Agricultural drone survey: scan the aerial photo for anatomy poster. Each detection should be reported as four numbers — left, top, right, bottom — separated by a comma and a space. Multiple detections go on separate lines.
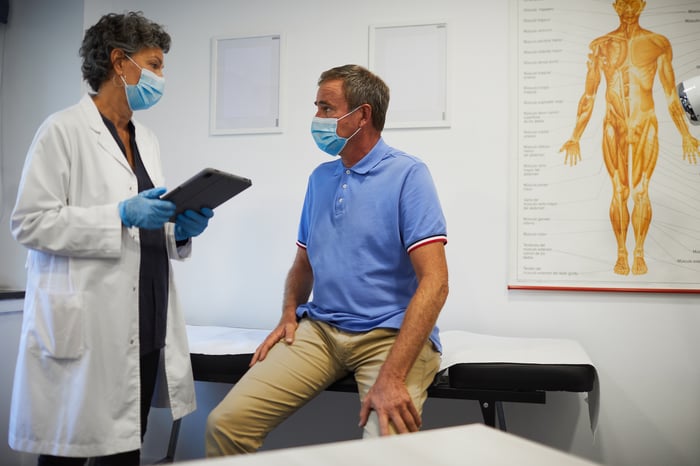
509, 0, 700, 291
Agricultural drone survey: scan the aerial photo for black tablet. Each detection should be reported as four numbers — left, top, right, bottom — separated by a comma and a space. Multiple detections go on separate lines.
162, 168, 252, 221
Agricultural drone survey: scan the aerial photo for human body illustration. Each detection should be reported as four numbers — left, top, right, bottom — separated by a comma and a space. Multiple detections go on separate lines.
560, 0, 700, 275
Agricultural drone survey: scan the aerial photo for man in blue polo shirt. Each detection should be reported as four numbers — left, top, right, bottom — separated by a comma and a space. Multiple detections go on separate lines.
205, 64, 449, 456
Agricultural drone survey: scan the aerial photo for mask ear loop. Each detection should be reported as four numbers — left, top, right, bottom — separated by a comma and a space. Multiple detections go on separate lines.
346, 126, 362, 141
110, 52, 129, 88
341, 105, 366, 141
337, 105, 362, 121
125, 55, 143, 71
111, 74, 124, 88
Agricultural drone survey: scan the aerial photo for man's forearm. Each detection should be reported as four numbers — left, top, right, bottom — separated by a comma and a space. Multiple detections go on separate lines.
281, 248, 313, 319
380, 272, 448, 381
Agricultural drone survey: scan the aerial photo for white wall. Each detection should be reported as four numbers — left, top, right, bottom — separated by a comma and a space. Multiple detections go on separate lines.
0, 306, 34, 466
0, 0, 83, 290
1, 0, 699, 465
0, 1, 84, 463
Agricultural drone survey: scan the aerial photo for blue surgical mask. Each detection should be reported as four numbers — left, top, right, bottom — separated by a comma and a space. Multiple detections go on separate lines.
121, 56, 165, 111
310, 107, 362, 156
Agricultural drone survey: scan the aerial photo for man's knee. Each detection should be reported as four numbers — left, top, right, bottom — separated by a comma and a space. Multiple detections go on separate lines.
205, 404, 226, 440
204, 406, 230, 456
205, 404, 257, 456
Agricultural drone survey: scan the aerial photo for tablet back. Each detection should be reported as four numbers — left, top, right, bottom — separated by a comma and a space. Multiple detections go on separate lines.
163, 168, 252, 221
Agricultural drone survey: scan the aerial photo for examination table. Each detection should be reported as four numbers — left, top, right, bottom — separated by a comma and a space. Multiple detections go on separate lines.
160, 326, 598, 462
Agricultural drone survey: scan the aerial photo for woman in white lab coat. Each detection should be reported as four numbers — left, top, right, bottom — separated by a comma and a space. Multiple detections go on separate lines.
8, 12, 212, 466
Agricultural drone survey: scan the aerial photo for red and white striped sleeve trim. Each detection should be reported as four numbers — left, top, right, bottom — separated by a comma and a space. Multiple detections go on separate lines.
407, 235, 448, 254
297, 237, 446, 253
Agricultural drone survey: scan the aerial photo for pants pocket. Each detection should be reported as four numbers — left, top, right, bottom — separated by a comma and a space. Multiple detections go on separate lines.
30, 289, 85, 359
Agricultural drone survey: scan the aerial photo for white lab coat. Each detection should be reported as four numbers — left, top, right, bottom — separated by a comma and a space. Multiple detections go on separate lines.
8, 94, 196, 457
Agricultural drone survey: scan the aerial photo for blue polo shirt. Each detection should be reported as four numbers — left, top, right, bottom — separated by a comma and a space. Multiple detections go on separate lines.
296, 138, 447, 352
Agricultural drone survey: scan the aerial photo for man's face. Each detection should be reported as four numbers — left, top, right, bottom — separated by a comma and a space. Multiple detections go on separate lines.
613, 0, 645, 22
314, 79, 359, 138
314, 79, 348, 118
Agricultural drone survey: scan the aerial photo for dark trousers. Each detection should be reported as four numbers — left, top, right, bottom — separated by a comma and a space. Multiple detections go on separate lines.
37, 350, 161, 466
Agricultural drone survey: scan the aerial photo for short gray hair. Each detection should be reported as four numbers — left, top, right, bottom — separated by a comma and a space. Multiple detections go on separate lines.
318, 65, 390, 132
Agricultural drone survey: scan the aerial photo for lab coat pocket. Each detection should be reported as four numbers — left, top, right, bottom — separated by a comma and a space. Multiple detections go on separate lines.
30, 289, 85, 359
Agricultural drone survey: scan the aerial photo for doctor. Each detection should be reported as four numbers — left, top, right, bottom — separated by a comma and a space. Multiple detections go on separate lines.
9, 12, 212, 466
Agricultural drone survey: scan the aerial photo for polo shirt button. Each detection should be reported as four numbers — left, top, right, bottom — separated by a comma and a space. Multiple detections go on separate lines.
338, 198, 344, 203
342, 184, 348, 189
345, 169, 351, 175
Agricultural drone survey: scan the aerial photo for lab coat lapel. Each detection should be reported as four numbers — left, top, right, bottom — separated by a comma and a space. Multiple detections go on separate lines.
80, 94, 133, 173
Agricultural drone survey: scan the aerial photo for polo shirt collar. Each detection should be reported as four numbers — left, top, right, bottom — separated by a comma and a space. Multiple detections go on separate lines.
335, 138, 389, 175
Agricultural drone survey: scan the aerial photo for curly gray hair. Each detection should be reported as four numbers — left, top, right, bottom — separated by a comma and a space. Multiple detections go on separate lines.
79, 11, 171, 92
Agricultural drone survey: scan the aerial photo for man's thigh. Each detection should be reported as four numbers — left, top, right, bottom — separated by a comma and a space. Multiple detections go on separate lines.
211, 319, 346, 433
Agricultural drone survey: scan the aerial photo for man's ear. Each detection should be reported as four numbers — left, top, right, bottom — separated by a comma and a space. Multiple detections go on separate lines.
360, 103, 372, 127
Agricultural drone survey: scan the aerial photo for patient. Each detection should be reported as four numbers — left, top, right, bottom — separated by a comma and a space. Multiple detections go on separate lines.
205, 64, 449, 455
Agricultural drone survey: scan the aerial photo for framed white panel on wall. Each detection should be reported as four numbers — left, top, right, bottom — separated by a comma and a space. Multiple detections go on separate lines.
210, 34, 282, 135
369, 22, 449, 129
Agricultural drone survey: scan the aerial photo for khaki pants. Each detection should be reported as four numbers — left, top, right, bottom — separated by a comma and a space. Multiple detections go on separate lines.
205, 318, 440, 456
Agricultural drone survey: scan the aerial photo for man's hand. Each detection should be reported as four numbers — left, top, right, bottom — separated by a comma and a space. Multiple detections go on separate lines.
250, 317, 298, 367
682, 134, 700, 165
358, 373, 421, 435
559, 139, 582, 166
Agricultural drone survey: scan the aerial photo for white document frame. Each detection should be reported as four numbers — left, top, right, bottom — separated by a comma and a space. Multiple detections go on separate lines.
210, 34, 282, 135
369, 22, 449, 129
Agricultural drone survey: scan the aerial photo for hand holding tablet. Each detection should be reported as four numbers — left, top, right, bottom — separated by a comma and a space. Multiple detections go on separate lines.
162, 168, 252, 221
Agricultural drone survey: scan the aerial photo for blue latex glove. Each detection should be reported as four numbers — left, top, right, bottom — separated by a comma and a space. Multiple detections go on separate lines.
118, 187, 176, 229
174, 207, 214, 241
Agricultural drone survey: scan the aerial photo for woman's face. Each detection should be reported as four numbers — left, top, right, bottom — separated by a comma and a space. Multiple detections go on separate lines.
121, 47, 165, 85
